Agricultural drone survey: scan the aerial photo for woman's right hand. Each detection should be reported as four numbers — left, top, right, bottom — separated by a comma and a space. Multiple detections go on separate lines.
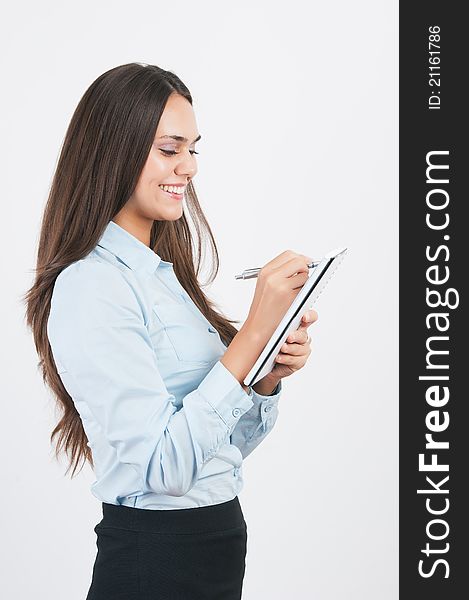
244, 250, 313, 345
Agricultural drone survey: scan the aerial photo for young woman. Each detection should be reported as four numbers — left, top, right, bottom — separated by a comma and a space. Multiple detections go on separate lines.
23, 62, 318, 600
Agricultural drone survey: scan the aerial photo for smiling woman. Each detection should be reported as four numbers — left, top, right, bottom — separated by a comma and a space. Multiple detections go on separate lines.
21, 62, 284, 600
112, 93, 202, 233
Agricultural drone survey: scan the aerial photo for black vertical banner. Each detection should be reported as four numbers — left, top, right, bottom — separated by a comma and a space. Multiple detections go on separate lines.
400, 2, 466, 597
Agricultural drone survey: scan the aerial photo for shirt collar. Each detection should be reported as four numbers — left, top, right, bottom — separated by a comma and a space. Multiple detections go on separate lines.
96, 220, 173, 274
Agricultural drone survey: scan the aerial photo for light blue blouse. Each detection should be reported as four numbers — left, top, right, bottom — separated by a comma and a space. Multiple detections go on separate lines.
47, 220, 281, 510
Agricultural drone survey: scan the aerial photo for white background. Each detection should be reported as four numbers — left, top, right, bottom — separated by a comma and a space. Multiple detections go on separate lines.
1, 1, 398, 598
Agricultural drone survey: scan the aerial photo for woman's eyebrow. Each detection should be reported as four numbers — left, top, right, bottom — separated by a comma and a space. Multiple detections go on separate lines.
157, 134, 202, 143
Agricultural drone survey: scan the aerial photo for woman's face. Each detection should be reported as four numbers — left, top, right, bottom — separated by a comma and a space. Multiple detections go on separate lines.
115, 93, 200, 245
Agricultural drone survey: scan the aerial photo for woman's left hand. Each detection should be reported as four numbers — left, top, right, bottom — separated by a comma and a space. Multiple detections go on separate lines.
269, 308, 319, 380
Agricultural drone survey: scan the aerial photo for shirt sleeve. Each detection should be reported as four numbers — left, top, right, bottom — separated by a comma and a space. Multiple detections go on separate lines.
229, 380, 281, 459
46, 260, 255, 498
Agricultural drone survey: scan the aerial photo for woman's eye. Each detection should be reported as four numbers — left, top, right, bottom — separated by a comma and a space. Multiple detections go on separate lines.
160, 149, 199, 156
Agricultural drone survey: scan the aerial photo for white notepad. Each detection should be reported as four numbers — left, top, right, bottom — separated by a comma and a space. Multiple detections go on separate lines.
244, 247, 348, 387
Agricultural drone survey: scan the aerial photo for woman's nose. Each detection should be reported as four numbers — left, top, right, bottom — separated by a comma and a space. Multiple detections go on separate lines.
175, 150, 197, 178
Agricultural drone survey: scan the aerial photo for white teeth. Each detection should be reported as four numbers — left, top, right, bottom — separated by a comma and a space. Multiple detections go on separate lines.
159, 184, 185, 194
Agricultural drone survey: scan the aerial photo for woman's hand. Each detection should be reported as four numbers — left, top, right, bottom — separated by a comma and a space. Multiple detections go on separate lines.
251, 308, 319, 395
245, 250, 314, 344
269, 308, 319, 380
223, 250, 316, 394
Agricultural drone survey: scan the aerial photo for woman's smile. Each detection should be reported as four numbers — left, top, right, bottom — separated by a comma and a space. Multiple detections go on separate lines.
158, 184, 185, 200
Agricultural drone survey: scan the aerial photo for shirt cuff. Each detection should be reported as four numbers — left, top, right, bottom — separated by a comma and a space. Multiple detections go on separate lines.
251, 380, 282, 429
197, 360, 255, 430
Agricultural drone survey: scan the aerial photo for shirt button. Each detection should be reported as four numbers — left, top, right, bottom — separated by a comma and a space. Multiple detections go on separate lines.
264, 405, 273, 412
232, 408, 241, 418
208, 325, 217, 333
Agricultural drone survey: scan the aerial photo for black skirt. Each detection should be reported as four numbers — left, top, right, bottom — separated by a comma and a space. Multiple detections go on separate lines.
86, 496, 248, 600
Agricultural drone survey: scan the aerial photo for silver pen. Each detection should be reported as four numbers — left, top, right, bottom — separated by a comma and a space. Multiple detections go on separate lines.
235, 260, 320, 280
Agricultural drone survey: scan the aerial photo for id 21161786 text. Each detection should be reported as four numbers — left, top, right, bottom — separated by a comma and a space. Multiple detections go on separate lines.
428, 25, 441, 110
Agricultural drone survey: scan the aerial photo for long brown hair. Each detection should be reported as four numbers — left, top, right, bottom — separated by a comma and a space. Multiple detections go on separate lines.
22, 62, 241, 479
